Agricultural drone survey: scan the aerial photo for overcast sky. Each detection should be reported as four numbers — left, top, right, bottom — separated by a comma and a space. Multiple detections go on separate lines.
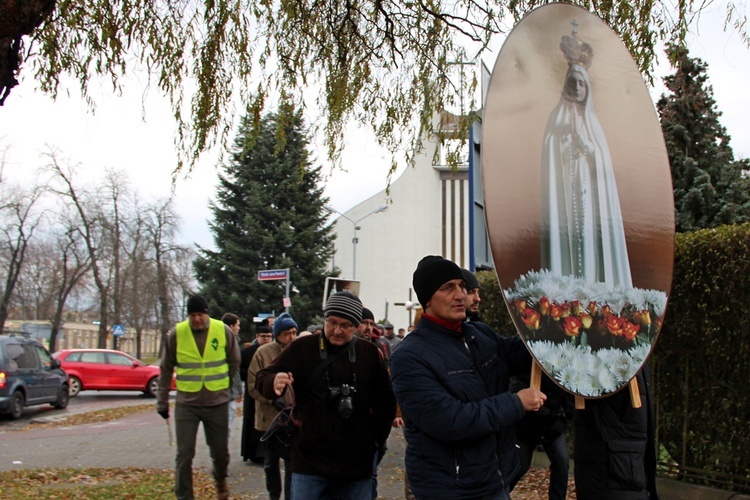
1, 7, 747, 250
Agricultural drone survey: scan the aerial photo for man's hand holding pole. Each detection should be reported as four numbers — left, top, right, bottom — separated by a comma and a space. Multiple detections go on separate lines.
157, 403, 173, 446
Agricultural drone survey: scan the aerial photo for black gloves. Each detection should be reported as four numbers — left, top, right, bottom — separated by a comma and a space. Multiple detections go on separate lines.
157, 407, 169, 420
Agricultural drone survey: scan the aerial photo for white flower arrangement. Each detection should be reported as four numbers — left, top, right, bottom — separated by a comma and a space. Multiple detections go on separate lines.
505, 269, 666, 397
530, 340, 651, 396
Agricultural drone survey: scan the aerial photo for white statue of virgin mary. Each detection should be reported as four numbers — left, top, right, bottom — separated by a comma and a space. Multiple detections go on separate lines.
540, 24, 632, 289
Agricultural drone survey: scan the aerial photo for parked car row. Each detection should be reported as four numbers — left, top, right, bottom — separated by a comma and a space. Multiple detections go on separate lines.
1, 333, 173, 420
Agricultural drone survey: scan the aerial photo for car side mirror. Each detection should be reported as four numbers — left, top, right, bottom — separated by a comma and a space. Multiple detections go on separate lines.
52, 359, 61, 369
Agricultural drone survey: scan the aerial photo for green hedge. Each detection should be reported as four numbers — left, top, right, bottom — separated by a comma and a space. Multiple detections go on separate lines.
653, 223, 750, 481
475, 269, 516, 336
476, 222, 750, 484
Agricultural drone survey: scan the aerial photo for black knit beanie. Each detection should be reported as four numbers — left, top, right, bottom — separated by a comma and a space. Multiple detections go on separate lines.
324, 291, 363, 327
413, 256, 465, 308
461, 268, 481, 292
361, 307, 375, 322
186, 294, 209, 314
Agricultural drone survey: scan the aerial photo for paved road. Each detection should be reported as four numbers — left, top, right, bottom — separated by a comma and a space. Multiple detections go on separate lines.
0, 399, 409, 499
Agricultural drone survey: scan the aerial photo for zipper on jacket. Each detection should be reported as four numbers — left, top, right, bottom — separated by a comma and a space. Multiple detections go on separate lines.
492, 447, 506, 490
454, 448, 460, 480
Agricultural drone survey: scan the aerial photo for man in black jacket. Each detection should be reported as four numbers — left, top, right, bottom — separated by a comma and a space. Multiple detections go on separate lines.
391, 256, 546, 499
255, 291, 396, 499
461, 267, 483, 322
574, 367, 659, 499
509, 373, 573, 500
239, 325, 272, 463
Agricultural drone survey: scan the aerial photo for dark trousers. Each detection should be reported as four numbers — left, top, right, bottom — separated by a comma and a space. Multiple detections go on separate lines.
263, 434, 291, 500
241, 395, 263, 462
517, 432, 569, 500
174, 402, 229, 500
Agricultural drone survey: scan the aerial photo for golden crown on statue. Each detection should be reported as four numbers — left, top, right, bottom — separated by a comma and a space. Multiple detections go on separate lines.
560, 20, 594, 69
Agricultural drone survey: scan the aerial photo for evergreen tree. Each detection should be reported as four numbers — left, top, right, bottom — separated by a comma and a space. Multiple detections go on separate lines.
657, 45, 750, 232
194, 105, 335, 333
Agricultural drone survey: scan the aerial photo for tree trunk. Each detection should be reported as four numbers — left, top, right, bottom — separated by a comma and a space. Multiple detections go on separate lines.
0, 0, 56, 104
0, 0, 56, 38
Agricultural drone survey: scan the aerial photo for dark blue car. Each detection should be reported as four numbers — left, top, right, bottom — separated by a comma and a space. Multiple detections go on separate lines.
0, 332, 69, 419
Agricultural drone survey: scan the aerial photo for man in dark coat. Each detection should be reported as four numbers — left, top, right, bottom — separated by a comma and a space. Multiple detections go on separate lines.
239, 325, 273, 463
574, 367, 659, 499
460, 267, 483, 323
256, 291, 396, 499
391, 256, 545, 499
509, 372, 574, 500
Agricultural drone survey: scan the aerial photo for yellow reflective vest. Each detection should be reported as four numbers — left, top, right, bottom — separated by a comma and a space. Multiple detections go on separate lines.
175, 318, 230, 392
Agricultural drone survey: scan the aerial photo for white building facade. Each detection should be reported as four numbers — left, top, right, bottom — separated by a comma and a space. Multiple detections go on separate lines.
327, 115, 478, 330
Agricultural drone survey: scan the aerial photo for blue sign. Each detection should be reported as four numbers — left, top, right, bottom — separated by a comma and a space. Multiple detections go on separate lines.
258, 269, 289, 281
113, 324, 125, 337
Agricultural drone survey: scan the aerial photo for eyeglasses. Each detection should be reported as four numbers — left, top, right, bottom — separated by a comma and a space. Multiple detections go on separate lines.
325, 317, 354, 332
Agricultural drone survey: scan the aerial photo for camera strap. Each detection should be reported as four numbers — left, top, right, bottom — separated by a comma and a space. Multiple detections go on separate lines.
306, 337, 357, 393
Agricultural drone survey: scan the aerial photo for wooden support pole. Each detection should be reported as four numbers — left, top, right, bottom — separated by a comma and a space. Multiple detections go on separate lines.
530, 360, 542, 390
575, 396, 585, 410
629, 377, 642, 408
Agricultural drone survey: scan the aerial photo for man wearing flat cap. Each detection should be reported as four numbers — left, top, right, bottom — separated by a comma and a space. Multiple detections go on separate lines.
157, 294, 241, 500
256, 291, 396, 499
382, 323, 402, 352
391, 256, 546, 500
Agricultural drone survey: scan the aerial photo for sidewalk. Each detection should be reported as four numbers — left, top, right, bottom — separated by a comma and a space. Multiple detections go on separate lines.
0, 406, 408, 499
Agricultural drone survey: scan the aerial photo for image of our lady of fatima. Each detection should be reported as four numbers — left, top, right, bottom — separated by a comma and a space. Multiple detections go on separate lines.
482, 4, 674, 399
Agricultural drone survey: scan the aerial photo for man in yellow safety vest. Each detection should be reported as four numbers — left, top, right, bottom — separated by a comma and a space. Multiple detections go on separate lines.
157, 294, 241, 500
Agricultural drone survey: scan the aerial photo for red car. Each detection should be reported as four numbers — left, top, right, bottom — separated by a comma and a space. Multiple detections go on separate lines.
53, 349, 172, 397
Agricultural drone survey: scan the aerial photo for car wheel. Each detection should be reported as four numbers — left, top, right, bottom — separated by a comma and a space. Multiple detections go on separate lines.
68, 376, 81, 397
145, 376, 159, 397
9, 391, 24, 420
53, 385, 70, 410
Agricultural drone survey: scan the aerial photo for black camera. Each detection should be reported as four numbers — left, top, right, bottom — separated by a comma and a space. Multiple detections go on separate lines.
328, 384, 356, 419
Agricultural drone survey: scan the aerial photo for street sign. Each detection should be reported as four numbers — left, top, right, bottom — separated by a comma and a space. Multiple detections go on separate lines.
259, 268, 293, 313
113, 324, 125, 337
282, 297, 291, 308
258, 269, 289, 281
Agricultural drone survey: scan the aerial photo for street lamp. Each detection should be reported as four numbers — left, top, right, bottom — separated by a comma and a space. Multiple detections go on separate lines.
324, 204, 388, 279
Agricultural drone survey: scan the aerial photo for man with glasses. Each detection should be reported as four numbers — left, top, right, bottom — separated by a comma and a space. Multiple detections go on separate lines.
247, 312, 298, 500
257, 330, 274, 344
256, 291, 396, 499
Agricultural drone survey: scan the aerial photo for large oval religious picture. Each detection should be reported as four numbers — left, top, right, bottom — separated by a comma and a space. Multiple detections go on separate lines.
482, 3, 674, 398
